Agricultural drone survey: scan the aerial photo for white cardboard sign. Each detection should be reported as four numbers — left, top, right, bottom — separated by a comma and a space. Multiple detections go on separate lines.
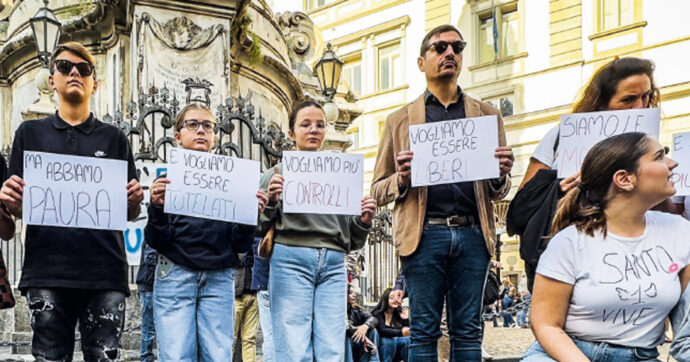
409, 115, 500, 187
23, 151, 128, 230
557, 108, 660, 178
125, 162, 167, 266
164, 148, 260, 225
282, 151, 363, 215
672, 132, 690, 196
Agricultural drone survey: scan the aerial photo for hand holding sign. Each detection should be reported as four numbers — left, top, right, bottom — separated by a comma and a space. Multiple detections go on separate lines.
0, 175, 25, 217
495, 146, 514, 176
268, 166, 284, 203
150, 178, 170, 206
256, 190, 269, 213
360, 196, 377, 226
396, 150, 414, 187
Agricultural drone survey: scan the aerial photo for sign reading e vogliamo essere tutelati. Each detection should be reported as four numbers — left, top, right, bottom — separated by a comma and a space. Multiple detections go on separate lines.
282, 151, 363, 215
164, 147, 260, 225
23, 151, 128, 230
408, 115, 500, 187
557, 108, 660, 178
672, 132, 690, 196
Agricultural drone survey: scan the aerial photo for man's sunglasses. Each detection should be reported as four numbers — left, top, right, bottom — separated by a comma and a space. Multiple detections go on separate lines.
54, 59, 95, 77
427, 40, 467, 55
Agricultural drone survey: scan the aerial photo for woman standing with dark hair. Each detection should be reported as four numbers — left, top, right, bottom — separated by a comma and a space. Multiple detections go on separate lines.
510, 57, 661, 292
259, 100, 377, 361
371, 288, 410, 362
523, 132, 690, 361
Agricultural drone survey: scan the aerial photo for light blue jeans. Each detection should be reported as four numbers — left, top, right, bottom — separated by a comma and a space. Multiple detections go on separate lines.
258, 290, 273, 362
270, 243, 347, 362
154, 258, 235, 362
522, 339, 660, 361
138, 291, 155, 362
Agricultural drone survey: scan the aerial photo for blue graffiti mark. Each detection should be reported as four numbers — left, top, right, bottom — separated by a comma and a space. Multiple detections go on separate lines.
125, 228, 144, 253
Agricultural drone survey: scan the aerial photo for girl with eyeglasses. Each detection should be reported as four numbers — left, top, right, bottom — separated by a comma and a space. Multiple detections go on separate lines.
144, 103, 269, 361
259, 100, 377, 361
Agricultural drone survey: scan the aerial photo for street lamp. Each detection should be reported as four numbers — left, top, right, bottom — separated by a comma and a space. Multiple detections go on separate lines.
315, 43, 343, 102
30, 0, 61, 67
315, 43, 343, 122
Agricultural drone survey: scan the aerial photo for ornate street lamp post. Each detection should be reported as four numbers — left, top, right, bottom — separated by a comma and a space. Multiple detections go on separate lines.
30, 0, 61, 67
315, 43, 343, 122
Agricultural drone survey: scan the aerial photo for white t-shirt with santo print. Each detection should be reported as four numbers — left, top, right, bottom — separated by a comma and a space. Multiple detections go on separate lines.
537, 211, 690, 348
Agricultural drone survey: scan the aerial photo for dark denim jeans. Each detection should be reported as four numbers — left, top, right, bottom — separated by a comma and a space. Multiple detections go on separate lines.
138, 291, 155, 362
26, 288, 126, 362
379, 336, 409, 362
522, 339, 660, 361
401, 224, 490, 362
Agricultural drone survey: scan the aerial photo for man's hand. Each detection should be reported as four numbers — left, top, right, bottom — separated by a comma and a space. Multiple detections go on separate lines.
0, 175, 25, 218
495, 146, 514, 176
396, 150, 413, 187
360, 196, 377, 226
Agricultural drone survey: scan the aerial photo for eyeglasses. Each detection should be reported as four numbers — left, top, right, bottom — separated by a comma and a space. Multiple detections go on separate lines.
54, 59, 95, 77
427, 40, 467, 55
182, 119, 216, 132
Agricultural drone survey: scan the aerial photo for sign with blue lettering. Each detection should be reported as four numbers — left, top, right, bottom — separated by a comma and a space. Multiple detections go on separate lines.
409, 115, 499, 187
164, 147, 260, 225
23, 151, 128, 230
125, 162, 166, 266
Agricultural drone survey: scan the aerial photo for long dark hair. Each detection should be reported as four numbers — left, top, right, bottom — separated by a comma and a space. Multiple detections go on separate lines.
551, 132, 650, 237
371, 288, 404, 328
573, 57, 659, 113
347, 283, 362, 311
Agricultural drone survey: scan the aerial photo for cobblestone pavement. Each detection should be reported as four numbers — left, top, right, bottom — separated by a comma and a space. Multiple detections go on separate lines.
482, 325, 675, 361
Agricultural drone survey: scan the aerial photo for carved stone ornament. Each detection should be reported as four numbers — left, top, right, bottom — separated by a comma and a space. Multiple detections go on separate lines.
140, 12, 225, 50
276, 11, 318, 73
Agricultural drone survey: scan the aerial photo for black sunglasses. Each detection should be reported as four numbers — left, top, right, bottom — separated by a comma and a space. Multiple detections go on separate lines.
427, 40, 467, 55
54, 59, 95, 77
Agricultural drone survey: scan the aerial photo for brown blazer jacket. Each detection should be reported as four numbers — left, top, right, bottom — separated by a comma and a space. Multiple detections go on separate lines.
371, 92, 511, 257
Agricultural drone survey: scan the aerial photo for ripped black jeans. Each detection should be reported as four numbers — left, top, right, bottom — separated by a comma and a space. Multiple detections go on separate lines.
26, 288, 126, 362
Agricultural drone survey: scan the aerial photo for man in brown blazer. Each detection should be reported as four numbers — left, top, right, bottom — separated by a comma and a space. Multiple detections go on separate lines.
371, 24, 514, 361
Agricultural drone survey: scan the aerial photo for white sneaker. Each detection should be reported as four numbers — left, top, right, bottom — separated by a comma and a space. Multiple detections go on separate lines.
482, 347, 493, 360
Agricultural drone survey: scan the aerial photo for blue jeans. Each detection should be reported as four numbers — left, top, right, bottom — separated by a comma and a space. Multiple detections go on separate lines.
503, 311, 514, 327
346, 329, 381, 362
522, 339, 660, 361
154, 257, 235, 362
379, 336, 409, 362
401, 224, 490, 361
139, 291, 156, 362
270, 243, 347, 362
517, 310, 527, 327
258, 290, 273, 362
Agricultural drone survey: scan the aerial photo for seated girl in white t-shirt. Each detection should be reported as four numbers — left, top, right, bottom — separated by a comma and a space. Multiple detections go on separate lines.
523, 132, 690, 362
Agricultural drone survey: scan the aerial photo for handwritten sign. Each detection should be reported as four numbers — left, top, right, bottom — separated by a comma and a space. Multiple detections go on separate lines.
125, 162, 167, 266
557, 108, 660, 177
23, 151, 128, 230
409, 115, 499, 187
282, 151, 363, 215
164, 148, 260, 225
672, 132, 690, 196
